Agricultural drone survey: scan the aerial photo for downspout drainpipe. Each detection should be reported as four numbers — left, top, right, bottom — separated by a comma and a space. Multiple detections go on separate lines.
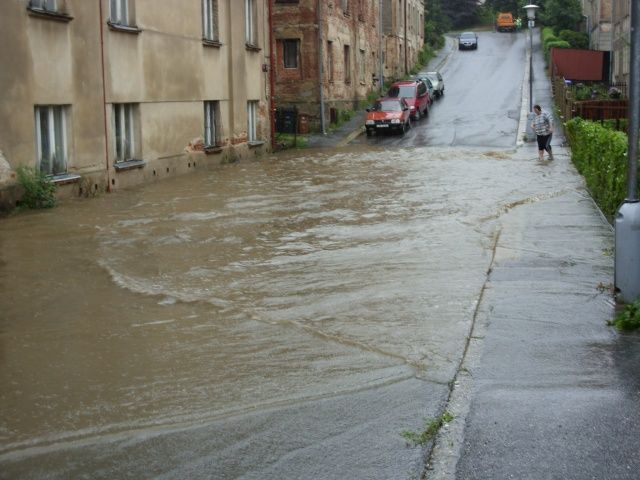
99, 0, 111, 192
268, 0, 277, 150
379, 0, 383, 94
404, 0, 408, 76
317, 0, 326, 134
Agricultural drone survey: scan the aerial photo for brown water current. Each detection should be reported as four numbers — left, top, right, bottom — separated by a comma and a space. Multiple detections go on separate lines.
0, 146, 567, 472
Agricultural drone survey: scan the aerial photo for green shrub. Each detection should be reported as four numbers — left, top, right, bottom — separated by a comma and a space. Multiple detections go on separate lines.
565, 117, 629, 219
608, 300, 640, 331
542, 27, 556, 43
544, 40, 571, 62
16, 166, 57, 209
558, 29, 589, 49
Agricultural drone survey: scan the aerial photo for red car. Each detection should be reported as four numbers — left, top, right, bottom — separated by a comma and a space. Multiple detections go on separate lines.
387, 80, 431, 120
365, 97, 411, 136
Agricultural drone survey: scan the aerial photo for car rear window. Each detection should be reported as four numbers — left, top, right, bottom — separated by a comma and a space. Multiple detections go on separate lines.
388, 85, 416, 98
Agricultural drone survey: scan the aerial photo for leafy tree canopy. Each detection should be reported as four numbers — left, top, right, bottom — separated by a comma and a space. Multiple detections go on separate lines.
441, 0, 480, 29
540, 0, 583, 33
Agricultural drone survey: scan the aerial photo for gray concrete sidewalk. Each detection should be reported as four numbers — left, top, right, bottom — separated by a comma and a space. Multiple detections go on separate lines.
305, 35, 456, 149
428, 29, 640, 480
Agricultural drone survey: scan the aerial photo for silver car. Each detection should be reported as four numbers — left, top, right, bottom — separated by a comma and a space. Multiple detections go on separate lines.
424, 71, 444, 98
458, 31, 478, 50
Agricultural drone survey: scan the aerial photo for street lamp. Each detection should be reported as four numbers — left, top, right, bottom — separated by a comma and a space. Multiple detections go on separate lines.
524, 4, 539, 111
615, 0, 640, 302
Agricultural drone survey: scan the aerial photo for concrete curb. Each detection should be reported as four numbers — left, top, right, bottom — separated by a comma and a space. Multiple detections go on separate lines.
516, 44, 531, 147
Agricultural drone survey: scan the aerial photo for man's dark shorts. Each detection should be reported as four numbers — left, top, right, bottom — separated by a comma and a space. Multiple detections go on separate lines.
536, 133, 552, 152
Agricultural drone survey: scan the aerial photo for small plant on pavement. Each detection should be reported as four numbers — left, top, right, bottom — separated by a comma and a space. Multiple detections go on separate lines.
608, 300, 640, 332
16, 165, 57, 209
400, 411, 454, 446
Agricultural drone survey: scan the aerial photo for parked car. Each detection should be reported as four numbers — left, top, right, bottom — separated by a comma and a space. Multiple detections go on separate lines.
416, 76, 435, 104
424, 71, 444, 98
365, 97, 411, 136
458, 31, 478, 50
387, 80, 430, 120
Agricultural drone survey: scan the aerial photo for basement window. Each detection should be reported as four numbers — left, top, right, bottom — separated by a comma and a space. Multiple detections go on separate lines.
204, 101, 221, 149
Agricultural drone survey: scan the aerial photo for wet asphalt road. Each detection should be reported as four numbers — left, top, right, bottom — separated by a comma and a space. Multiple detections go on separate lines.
0, 30, 546, 479
354, 30, 525, 149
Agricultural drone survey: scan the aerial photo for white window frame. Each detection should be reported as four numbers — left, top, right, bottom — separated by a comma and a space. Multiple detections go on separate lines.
204, 101, 220, 147
113, 103, 137, 163
247, 101, 258, 142
34, 105, 68, 176
30, 0, 58, 11
110, 0, 130, 25
245, 0, 256, 45
202, 0, 219, 41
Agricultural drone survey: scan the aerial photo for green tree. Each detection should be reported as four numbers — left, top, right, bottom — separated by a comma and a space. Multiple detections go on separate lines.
442, 0, 480, 29
540, 0, 582, 33
425, 0, 450, 48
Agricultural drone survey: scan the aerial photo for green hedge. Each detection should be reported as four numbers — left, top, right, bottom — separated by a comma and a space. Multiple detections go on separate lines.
565, 117, 629, 219
544, 40, 571, 62
542, 27, 556, 44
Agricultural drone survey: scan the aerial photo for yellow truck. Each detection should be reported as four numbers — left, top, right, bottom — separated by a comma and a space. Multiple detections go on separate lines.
496, 12, 516, 32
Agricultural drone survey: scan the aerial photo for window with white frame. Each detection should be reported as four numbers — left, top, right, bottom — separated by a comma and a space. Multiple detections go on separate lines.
247, 101, 258, 142
202, 0, 219, 42
30, 0, 59, 11
110, 0, 131, 25
113, 103, 138, 163
244, 0, 257, 45
34, 105, 68, 176
204, 101, 220, 147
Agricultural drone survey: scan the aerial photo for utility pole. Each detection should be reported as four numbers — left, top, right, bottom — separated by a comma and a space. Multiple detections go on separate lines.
614, 0, 640, 302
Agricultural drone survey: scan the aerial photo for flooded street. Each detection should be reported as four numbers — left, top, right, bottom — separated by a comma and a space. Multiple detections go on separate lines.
0, 143, 578, 478
0, 30, 565, 479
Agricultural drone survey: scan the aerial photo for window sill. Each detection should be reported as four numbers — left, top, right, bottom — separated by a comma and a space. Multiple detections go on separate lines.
27, 7, 73, 22
248, 141, 265, 148
114, 159, 146, 171
50, 173, 81, 185
204, 145, 223, 154
107, 21, 142, 34
245, 43, 262, 52
203, 39, 222, 48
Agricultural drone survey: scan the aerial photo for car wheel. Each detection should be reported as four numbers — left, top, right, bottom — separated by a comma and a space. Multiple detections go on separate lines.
366, 129, 373, 137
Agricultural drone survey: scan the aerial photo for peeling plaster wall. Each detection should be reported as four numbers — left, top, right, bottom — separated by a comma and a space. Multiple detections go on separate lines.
0, 0, 272, 208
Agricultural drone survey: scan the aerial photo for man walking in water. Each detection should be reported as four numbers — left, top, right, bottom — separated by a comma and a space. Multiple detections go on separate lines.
531, 104, 554, 161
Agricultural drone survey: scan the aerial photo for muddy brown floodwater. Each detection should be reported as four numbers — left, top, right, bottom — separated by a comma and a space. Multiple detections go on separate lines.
0, 146, 565, 479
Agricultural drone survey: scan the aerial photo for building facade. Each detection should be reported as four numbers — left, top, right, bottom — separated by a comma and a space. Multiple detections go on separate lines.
611, 0, 631, 84
582, 0, 612, 51
0, 0, 272, 208
272, 0, 425, 133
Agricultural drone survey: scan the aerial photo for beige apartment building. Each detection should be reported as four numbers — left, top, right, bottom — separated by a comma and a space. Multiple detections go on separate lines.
272, 0, 425, 133
582, 0, 613, 51
0, 0, 272, 209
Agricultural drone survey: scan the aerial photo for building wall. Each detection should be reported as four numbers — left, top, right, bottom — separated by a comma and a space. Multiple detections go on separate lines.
272, 0, 425, 132
0, 0, 272, 208
611, 0, 630, 84
583, 0, 612, 51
